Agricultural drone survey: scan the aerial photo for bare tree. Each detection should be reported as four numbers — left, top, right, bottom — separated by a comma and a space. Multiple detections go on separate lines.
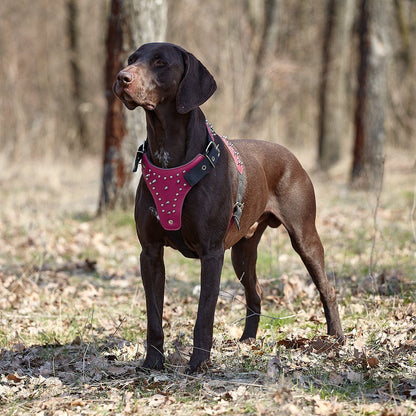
242, 0, 279, 135
99, 0, 167, 212
317, 0, 354, 171
67, 0, 88, 150
351, 0, 389, 189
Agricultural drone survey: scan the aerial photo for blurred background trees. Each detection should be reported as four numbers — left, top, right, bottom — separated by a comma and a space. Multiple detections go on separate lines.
318, 0, 354, 171
0, 0, 414, 195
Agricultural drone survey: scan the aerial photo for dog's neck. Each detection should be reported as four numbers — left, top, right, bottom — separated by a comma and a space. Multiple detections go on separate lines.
144, 103, 207, 168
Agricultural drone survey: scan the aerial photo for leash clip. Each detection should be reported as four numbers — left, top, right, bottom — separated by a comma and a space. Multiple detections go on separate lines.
132, 141, 147, 172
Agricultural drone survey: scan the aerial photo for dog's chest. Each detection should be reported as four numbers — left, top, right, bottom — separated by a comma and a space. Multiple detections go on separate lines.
142, 153, 205, 231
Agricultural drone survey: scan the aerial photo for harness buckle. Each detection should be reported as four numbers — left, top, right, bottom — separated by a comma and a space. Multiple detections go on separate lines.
233, 201, 245, 230
205, 141, 220, 168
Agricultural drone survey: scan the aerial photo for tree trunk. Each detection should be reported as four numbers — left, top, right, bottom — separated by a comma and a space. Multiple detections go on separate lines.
67, 0, 88, 150
99, 0, 167, 213
123, 0, 168, 204
317, 0, 354, 171
351, 0, 389, 189
242, 0, 279, 135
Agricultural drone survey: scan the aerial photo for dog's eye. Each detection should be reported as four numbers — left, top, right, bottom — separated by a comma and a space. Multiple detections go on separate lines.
127, 55, 136, 65
153, 58, 167, 68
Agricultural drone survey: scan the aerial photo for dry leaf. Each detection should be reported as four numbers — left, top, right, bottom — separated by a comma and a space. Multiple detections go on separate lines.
12, 342, 25, 352
367, 356, 379, 368
381, 406, 410, 416
7, 374, 24, 383
347, 370, 363, 383
70, 398, 86, 407
329, 373, 344, 386
148, 394, 166, 407
313, 397, 342, 416
267, 354, 283, 380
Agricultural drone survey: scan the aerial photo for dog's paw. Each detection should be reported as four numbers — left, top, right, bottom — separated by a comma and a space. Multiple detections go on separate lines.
328, 325, 345, 345
185, 358, 211, 374
141, 356, 165, 371
239, 335, 256, 344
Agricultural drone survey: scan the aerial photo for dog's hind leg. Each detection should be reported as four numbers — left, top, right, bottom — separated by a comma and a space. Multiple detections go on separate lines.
231, 221, 268, 341
277, 178, 344, 341
288, 223, 344, 340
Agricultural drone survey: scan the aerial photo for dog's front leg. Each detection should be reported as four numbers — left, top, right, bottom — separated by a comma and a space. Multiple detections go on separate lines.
140, 244, 166, 370
187, 249, 224, 373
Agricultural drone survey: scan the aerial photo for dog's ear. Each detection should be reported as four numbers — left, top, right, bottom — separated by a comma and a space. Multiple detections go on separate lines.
176, 49, 217, 114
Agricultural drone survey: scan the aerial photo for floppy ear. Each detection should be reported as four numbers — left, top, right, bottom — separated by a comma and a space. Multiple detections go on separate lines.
176, 49, 217, 114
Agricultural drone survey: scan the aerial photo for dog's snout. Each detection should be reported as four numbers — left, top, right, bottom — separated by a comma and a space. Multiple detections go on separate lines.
117, 70, 134, 84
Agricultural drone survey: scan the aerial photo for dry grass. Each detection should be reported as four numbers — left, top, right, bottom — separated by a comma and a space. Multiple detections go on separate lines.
0, 149, 415, 415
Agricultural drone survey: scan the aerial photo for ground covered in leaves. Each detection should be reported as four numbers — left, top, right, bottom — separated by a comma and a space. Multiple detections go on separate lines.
0, 151, 415, 415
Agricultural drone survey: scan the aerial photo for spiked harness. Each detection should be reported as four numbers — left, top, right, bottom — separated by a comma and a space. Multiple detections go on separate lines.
133, 123, 244, 241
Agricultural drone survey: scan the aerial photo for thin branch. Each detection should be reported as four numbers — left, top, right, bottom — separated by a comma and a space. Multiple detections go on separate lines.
220, 288, 296, 325
411, 170, 416, 243
369, 157, 385, 279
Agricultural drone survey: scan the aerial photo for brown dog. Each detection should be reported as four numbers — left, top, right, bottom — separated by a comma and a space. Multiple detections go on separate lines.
113, 42, 343, 373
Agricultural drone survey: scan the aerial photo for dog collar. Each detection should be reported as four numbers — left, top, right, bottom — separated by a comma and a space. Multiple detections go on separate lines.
135, 123, 220, 231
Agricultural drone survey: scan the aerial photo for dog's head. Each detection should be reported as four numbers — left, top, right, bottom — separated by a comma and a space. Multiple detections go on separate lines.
113, 42, 217, 114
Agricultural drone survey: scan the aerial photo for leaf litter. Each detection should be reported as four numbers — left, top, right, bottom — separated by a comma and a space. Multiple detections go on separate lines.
0, 153, 415, 415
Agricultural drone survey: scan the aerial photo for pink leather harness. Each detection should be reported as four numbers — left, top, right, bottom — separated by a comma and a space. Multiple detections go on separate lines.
142, 152, 205, 230
136, 123, 244, 232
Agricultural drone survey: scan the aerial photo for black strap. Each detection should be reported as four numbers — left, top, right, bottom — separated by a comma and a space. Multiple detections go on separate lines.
233, 172, 245, 229
184, 137, 220, 186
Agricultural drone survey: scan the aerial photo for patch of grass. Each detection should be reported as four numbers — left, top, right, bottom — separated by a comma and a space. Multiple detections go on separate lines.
259, 310, 296, 331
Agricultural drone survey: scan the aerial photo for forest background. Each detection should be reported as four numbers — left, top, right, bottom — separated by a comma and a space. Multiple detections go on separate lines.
0, 1, 415, 415
1, 0, 415, 169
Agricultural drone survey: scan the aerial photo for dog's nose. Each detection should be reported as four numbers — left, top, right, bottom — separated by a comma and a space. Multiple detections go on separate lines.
117, 70, 133, 84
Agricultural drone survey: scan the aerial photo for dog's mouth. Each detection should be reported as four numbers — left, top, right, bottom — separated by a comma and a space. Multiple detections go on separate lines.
114, 82, 157, 111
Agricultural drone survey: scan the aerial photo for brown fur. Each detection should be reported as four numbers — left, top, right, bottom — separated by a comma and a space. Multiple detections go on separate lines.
113, 42, 344, 373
